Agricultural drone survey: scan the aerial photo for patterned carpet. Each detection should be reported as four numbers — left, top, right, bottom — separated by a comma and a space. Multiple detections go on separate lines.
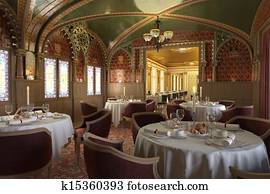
45, 127, 134, 178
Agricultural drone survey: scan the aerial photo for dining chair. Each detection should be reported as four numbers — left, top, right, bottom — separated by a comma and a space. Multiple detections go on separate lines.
218, 100, 236, 109
122, 102, 146, 122
166, 103, 192, 121
83, 132, 160, 178
146, 99, 154, 103
172, 99, 186, 105
146, 100, 156, 112
131, 112, 167, 143
226, 116, 270, 159
74, 109, 112, 166
80, 101, 98, 116
219, 105, 254, 123
0, 128, 52, 178
229, 166, 270, 179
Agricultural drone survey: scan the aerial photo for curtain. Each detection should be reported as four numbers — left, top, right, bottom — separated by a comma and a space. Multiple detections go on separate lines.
260, 28, 270, 118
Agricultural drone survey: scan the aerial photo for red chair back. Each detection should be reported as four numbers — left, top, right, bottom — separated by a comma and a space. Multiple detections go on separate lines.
122, 102, 146, 118
146, 101, 156, 112
80, 101, 97, 116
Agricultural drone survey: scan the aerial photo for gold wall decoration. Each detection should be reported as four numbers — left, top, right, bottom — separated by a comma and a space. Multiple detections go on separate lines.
62, 22, 93, 56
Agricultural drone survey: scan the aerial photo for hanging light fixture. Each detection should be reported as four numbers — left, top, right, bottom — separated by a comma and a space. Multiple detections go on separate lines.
143, 16, 173, 51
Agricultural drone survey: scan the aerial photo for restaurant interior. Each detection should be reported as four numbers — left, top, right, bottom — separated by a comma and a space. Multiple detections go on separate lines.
0, 0, 270, 179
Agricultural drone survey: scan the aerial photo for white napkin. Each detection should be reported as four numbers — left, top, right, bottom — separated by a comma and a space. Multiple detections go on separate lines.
225, 124, 240, 130
144, 128, 167, 136
21, 117, 37, 123
9, 119, 22, 125
209, 133, 236, 146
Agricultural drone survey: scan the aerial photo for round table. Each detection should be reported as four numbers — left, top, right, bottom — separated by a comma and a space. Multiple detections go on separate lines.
134, 122, 270, 178
0, 114, 74, 159
105, 100, 129, 127
181, 101, 226, 121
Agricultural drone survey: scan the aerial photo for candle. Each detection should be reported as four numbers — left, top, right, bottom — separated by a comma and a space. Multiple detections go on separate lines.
199, 86, 202, 99
123, 86, 126, 96
26, 86, 30, 105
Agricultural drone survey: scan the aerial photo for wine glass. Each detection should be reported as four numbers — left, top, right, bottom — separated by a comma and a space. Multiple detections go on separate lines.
42, 104, 49, 117
207, 110, 222, 138
176, 109, 185, 127
5, 104, 13, 119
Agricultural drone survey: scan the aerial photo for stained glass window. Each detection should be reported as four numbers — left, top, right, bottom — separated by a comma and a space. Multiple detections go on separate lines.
95, 67, 101, 95
44, 58, 57, 98
0, 50, 9, 101
59, 60, 69, 97
87, 66, 94, 95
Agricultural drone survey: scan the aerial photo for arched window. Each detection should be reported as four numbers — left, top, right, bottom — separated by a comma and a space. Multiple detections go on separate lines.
87, 65, 102, 96
0, 49, 9, 101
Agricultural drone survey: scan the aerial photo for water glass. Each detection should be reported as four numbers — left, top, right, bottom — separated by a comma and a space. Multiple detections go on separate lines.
176, 109, 185, 126
5, 104, 13, 119
42, 104, 49, 117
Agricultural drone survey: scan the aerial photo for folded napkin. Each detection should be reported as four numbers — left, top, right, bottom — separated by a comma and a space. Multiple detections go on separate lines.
209, 133, 236, 147
9, 117, 37, 125
144, 128, 168, 136
225, 124, 240, 130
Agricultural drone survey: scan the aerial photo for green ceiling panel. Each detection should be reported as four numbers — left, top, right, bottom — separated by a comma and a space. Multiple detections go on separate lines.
121, 18, 220, 45
7, 0, 18, 12
86, 16, 146, 47
173, 0, 261, 33
62, 0, 142, 22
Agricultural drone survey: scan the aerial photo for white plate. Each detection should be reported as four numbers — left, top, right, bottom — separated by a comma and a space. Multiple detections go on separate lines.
187, 131, 209, 138
167, 131, 187, 139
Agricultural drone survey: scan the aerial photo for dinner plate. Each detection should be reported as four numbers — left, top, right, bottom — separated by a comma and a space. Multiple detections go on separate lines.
187, 131, 209, 138
167, 131, 187, 139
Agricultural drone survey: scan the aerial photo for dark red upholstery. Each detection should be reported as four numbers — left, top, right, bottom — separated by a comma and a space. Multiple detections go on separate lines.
85, 109, 112, 138
227, 116, 270, 159
172, 99, 186, 105
75, 109, 112, 166
83, 133, 160, 179
0, 128, 52, 178
146, 99, 154, 103
146, 100, 156, 112
122, 102, 146, 118
218, 100, 236, 109
166, 104, 192, 121
132, 112, 167, 143
80, 101, 97, 116
219, 106, 254, 123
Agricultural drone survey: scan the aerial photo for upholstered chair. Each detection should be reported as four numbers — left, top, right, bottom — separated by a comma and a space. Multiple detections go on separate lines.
226, 116, 270, 159
218, 100, 236, 109
230, 166, 270, 179
172, 99, 186, 105
74, 109, 112, 166
80, 101, 98, 116
219, 105, 254, 123
122, 102, 146, 122
131, 112, 167, 143
146, 99, 154, 104
83, 132, 160, 179
166, 103, 192, 121
146, 100, 156, 112
0, 128, 52, 178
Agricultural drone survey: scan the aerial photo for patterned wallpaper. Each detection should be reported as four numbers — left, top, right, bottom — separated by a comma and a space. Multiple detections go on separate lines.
0, 10, 11, 48
205, 42, 213, 81
216, 38, 252, 81
44, 30, 72, 59
88, 40, 104, 67
110, 49, 131, 83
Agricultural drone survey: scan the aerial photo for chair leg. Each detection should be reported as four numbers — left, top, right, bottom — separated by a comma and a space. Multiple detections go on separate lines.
75, 136, 81, 166
48, 163, 52, 178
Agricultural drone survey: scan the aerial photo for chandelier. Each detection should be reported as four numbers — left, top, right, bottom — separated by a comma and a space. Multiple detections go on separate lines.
143, 16, 173, 51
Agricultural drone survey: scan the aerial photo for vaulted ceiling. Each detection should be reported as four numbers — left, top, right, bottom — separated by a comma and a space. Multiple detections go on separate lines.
3, 0, 263, 52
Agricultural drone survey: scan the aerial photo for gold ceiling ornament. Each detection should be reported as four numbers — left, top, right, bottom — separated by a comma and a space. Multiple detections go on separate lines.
62, 23, 93, 56
143, 16, 173, 52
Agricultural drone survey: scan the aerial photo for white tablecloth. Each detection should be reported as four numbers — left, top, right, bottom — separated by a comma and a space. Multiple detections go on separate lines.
105, 101, 129, 126
181, 102, 226, 121
134, 122, 270, 178
0, 114, 74, 159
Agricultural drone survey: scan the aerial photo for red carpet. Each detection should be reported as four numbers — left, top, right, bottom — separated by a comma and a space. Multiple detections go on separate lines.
45, 127, 134, 178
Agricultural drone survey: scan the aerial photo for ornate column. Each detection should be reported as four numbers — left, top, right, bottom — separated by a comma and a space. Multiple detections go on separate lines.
131, 48, 136, 82
16, 49, 26, 79
36, 52, 45, 80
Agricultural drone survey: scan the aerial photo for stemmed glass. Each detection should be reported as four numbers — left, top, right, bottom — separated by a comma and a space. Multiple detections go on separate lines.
5, 104, 13, 120
176, 109, 185, 127
207, 110, 222, 138
42, 104, 49, 117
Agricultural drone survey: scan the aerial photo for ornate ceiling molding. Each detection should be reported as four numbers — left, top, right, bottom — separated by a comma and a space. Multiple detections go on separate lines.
37, 0, 93, 53
250, 0, 270, 41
